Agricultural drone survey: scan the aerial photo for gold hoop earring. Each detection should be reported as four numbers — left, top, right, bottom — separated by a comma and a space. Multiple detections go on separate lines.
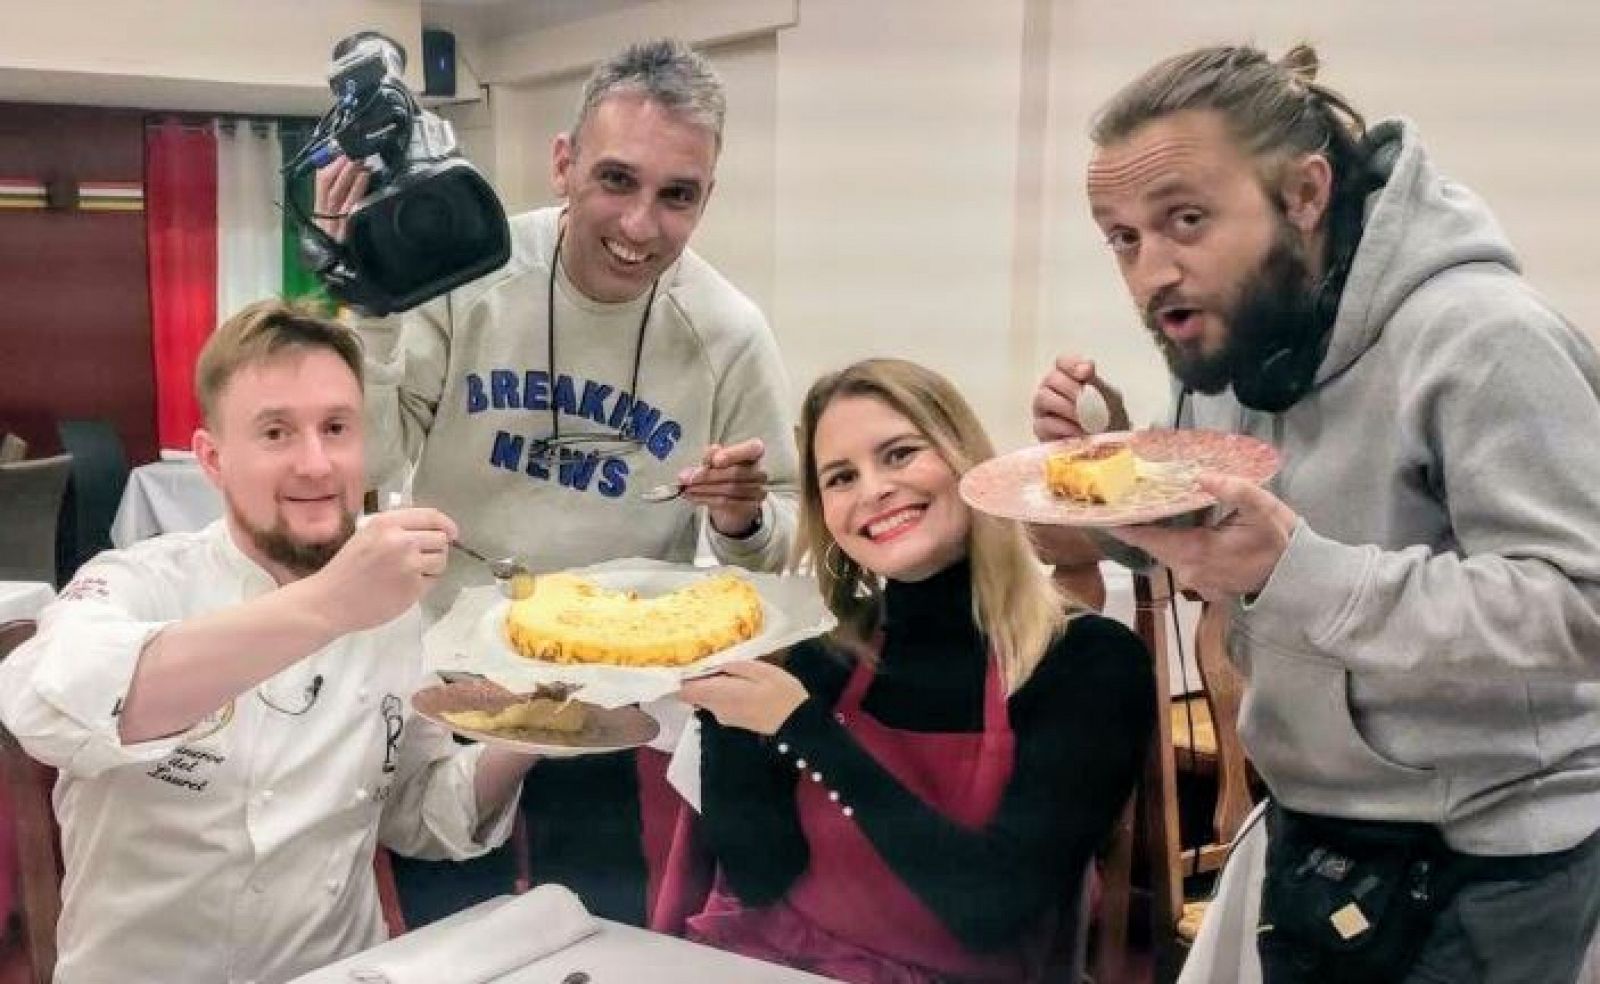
823, 542, 851, 581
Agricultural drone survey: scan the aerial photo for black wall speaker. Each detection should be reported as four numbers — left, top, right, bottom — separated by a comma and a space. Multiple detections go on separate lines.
422, 29, 457, 98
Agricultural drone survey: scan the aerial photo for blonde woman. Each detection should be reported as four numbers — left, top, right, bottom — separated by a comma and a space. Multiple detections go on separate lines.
681, 358, 1155, 983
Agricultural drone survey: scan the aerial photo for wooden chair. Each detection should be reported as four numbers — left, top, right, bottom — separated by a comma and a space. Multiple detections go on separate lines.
1047, 558, 1179, 982
1174, 597, 1253, 877
0, 620, 59, 984
1092, 569, 1185, 982
1103, 571, 1257, 969
1171, 597, 1255, 950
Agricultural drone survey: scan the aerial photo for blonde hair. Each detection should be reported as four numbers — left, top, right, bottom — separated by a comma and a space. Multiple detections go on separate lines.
794, 358, 1077, 694
195, 299, 364, 426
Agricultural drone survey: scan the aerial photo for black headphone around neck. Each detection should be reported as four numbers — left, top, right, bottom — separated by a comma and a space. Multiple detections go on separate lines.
1229, 265, 1343, 414
1229, 130, 1382, 415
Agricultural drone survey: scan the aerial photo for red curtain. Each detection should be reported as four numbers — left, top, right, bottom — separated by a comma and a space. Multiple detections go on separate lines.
145, 120, 216, 449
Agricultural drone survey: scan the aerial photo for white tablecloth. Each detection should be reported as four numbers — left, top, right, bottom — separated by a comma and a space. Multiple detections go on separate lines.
110, 458, 222, 548
0, 581, 54, 623
289, 894, 831, 984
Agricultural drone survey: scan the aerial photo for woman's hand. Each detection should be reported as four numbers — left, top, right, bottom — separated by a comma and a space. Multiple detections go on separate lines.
679, 659, 809, 736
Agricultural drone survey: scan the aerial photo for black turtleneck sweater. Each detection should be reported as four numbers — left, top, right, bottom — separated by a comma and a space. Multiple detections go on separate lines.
698, 561, 1155, 953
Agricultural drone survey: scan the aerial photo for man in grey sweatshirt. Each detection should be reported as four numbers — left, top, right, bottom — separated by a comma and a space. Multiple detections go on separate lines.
1032, 44, 1600, 982
313, 40, 797, 932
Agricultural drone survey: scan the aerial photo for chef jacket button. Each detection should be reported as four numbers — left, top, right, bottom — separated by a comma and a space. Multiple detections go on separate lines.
828, 790, 840, 802
357, 687, 370, 702
326, 878, 340, 894
795, 758, 808, 770
354, 787, 370, 802
776, 742, 790, 755
842, 806, 855, 818
811, 771, 823, 783
259, 789, 274, 803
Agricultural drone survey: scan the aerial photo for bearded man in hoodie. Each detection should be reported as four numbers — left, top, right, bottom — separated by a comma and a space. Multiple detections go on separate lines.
1031, 44, 1600, 984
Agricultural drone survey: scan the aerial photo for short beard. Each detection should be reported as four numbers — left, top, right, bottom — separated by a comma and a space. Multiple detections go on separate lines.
232, 503, 356, 579
1143, 216, 1318, 396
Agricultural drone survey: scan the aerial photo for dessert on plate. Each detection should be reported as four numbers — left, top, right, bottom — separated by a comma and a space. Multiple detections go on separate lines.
1044, 441, 1138, 504
440, 686, 588, 735
504, 571, 764, 667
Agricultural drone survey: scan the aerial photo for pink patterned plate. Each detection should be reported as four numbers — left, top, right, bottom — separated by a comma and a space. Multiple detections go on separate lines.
960, 429, 1279, 528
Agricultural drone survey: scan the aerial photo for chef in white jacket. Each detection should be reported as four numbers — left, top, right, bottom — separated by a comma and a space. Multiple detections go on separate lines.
0, 299, 538, 984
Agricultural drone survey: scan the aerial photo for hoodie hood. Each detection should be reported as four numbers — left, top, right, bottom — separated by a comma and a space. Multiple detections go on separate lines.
1317, 118, 1520, 384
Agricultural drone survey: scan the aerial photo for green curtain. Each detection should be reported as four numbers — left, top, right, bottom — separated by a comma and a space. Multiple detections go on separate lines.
279, 124, 332, 311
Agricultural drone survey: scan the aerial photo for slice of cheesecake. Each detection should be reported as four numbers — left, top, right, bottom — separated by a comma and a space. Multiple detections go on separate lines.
1045, 441, 1137, 504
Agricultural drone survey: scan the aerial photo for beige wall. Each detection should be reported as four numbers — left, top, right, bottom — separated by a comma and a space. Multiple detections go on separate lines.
0, 0, 424, 113
1042, 0, 1600, 427
3, 0, 1594, 444
473, 0, 1600, 446
767, 0, 1031, 443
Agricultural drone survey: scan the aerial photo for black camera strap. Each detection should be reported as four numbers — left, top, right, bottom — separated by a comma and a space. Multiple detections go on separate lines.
541, 221, 660, 457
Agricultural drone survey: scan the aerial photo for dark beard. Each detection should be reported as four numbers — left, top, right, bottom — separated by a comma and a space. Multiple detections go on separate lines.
236, 506, 357, 578
1143, 219, 1319, 398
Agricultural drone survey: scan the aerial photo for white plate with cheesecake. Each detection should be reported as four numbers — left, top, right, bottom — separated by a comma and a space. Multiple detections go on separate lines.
426, 559, 838, 709
960, 429, 1279, 527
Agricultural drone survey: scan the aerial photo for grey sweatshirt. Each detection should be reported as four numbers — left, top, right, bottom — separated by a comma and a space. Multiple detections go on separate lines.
1185, 119, 1600, 855
355, 207, 798, 618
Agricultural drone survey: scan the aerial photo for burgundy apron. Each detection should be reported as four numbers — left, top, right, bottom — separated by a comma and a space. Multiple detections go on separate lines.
688, 643, 1046, 983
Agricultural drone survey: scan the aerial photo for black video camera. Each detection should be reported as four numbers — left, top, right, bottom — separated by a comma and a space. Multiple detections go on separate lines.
290, 31, 510, 316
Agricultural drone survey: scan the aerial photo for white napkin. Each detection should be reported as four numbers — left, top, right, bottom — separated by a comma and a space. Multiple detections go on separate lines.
665, 711, 704, 812
347, 885, 599, 984
641, 695, 692, 753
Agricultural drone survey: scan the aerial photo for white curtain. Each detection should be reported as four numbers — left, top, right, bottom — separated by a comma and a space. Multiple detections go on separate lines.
215, 118, 284, 320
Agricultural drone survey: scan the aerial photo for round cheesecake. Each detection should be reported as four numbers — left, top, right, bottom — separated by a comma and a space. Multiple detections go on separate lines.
505, 572, 765, 667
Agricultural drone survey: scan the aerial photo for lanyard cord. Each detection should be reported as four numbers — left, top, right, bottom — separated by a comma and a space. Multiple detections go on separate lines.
545, 225, 660, 452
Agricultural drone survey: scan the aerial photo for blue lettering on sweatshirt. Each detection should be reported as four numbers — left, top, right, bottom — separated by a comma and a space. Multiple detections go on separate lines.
597, 458, 628, 498
552, 375, 578, 417
466, 374, 488, 413
490, 370, 520, 409
490, 431, 523, 471
578, 381, 614, 426
471, 367, 693, 500
525, 371, 550, 411
559, 450, 601, 491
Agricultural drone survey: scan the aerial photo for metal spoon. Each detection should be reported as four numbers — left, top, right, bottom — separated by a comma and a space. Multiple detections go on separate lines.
449, 541, 524, 581
1076, 383, 1112, 435
640, 480, 777, 503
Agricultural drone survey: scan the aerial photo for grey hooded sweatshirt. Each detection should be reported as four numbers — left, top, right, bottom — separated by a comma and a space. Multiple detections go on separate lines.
1182, 119, 1600, 856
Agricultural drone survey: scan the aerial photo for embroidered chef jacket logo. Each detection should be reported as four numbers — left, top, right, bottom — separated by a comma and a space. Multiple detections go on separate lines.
381, 694, 403, 774
146, 746, 225, 793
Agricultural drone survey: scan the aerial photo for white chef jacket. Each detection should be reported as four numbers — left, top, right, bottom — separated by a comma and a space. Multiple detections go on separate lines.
0, 521, 518, 984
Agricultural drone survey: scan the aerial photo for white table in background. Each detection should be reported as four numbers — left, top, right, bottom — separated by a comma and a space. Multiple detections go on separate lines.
0, 581, 54, 623
110, 456, 222, 548
290, 894, 832, 984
